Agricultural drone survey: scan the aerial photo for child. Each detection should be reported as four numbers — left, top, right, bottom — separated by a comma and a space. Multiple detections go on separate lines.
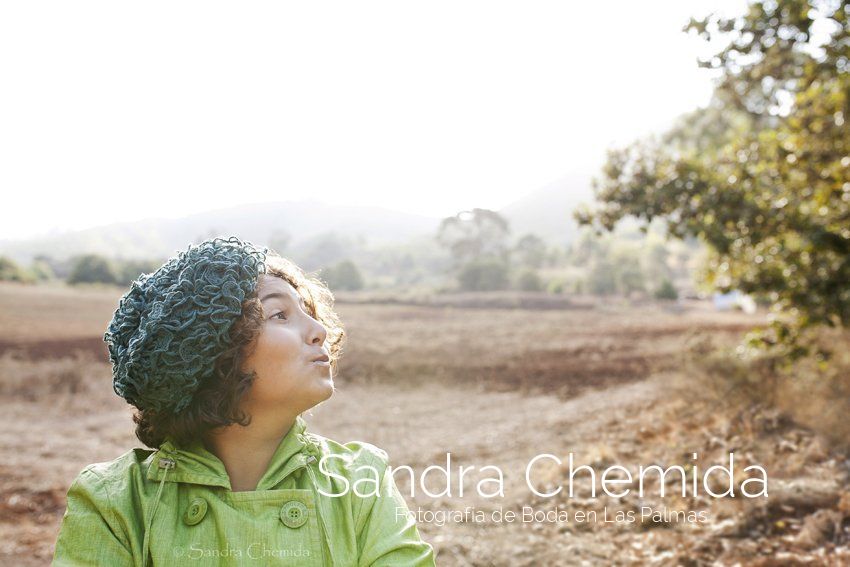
52, 237, 435, 566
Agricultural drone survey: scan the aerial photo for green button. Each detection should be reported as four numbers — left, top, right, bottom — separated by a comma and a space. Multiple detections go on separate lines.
184, 497, 208, 526
280, 500, 308, 528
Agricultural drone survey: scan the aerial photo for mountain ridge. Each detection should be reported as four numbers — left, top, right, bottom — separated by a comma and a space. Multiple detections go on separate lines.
2, 176, 595, 262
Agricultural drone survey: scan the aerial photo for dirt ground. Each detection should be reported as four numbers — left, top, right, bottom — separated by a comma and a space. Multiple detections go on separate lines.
1, 282, 848, 565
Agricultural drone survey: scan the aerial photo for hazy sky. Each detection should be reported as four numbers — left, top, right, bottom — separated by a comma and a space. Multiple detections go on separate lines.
0, 0, 746, 240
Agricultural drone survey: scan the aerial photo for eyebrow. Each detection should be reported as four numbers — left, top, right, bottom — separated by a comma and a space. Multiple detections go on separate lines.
259, 291, 307, 307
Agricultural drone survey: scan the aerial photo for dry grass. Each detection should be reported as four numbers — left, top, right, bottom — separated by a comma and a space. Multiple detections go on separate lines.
677, 328, 850, 451
0, 282, 120, 342
0, 351, 108, 402
335, 289, 594, 310
334, 299, 756, 398
10, 282, 850, 564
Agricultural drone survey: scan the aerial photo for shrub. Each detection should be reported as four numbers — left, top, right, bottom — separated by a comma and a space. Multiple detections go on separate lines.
321, 259, 365, 291
29, 258, 55, 281
680, 329, 850, 450
585, 258, 617, 295
457, 259, 509, 291
547, 278, 565, 295
0, 256, 34, 283
654, 279, 678, 300
67, 254, 118, 285
516, 269, 544, 292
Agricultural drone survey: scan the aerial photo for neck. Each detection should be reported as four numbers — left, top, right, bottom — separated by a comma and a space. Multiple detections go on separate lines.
204, 411, 299, 492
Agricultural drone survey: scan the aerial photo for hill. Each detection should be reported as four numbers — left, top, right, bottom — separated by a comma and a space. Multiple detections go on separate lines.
1, 176, 596, 263
0, 200, 441, 263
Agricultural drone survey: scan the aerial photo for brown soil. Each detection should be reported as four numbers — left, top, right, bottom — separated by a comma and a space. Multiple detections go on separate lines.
2, 283, 848, 565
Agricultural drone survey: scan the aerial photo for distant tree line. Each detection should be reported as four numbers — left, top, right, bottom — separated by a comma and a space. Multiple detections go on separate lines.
0, 254, 163, 286
66, 256, 163, 286
437, 208, 549, 293
0, 251, 369, 292
319, 259, 364, 291
2, 221, 692, 300
0, 255, 54, 283
435, 208, 688, 298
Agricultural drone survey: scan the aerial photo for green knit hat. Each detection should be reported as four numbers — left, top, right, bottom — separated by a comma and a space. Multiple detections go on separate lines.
104, 236, 268, 414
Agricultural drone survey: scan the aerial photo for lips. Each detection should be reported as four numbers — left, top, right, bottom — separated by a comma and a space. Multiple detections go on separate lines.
311, 354, 330, 363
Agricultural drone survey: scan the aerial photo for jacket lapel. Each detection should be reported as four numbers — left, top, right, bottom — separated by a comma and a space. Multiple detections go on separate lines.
146, 415, 315, 491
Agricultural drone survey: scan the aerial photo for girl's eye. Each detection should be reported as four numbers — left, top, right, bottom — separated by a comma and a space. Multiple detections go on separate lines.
271, 311, 287, 320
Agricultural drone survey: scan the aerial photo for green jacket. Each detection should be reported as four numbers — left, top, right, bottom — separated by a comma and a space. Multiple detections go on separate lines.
52, 416, 436, 566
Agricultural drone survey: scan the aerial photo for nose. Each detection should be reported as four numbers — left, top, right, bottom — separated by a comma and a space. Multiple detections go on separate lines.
308, 317, 327, 347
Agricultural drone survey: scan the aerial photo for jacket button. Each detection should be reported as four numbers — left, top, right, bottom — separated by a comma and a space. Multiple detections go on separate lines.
279, 500, 308, 529
183, 497, 208, 526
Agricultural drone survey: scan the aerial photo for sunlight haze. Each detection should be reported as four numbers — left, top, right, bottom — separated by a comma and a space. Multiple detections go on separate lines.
0, 0, 746, 240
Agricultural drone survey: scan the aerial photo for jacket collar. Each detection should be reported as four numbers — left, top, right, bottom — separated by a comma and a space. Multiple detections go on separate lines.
147, 415, 320, 491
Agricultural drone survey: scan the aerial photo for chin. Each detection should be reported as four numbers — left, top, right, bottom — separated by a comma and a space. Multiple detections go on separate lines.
315, 376, 335, 401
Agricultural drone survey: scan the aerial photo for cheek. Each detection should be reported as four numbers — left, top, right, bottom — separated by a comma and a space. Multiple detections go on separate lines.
247, 327, 302, 376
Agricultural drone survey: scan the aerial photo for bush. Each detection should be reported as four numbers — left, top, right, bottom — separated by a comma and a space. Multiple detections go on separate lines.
321, 259, 365, 291
654, 279, 678, 300
680, 335, 782, 407
29, 258, 55, 281
516, 269, 544, 292
680, 329, 850, 450
0, 256, 35, 283
67, 254, 118, 285
33, 255, 71, 279
457, 259, 510, 291
585, 258, 617, 295
547, 278, 565, 295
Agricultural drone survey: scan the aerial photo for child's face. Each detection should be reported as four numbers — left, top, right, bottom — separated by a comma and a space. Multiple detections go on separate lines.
239, 275, 333, 416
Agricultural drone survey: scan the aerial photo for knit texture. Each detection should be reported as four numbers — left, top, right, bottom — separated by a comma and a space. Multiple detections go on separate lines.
104, 236, 268, 414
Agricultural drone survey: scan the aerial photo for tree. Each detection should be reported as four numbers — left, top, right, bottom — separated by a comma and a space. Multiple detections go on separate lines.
67, 255, 118, 285
321, 259, 365, 291
34, 254, 71, 279
516, 269, 544, 292
655, 279, 679, 300
642, 238, 673, 291
296, 232, 359, 272
577, 0, 850, 356
436, 209, 511, 267
568, 230, 609, 267
437, 208, 512, 291
457, 259, 510, 291
585, 257, 618, 296
29, 258, 55, 281
513, 234, 547, 270
613, 251, 646, 295
0, 256, 34, 283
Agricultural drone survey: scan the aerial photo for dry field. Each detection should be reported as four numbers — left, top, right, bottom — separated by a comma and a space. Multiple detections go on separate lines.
1, 282, 847, 565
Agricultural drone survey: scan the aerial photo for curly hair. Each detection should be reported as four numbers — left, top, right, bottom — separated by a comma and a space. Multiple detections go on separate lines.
105, 238, 345, 449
